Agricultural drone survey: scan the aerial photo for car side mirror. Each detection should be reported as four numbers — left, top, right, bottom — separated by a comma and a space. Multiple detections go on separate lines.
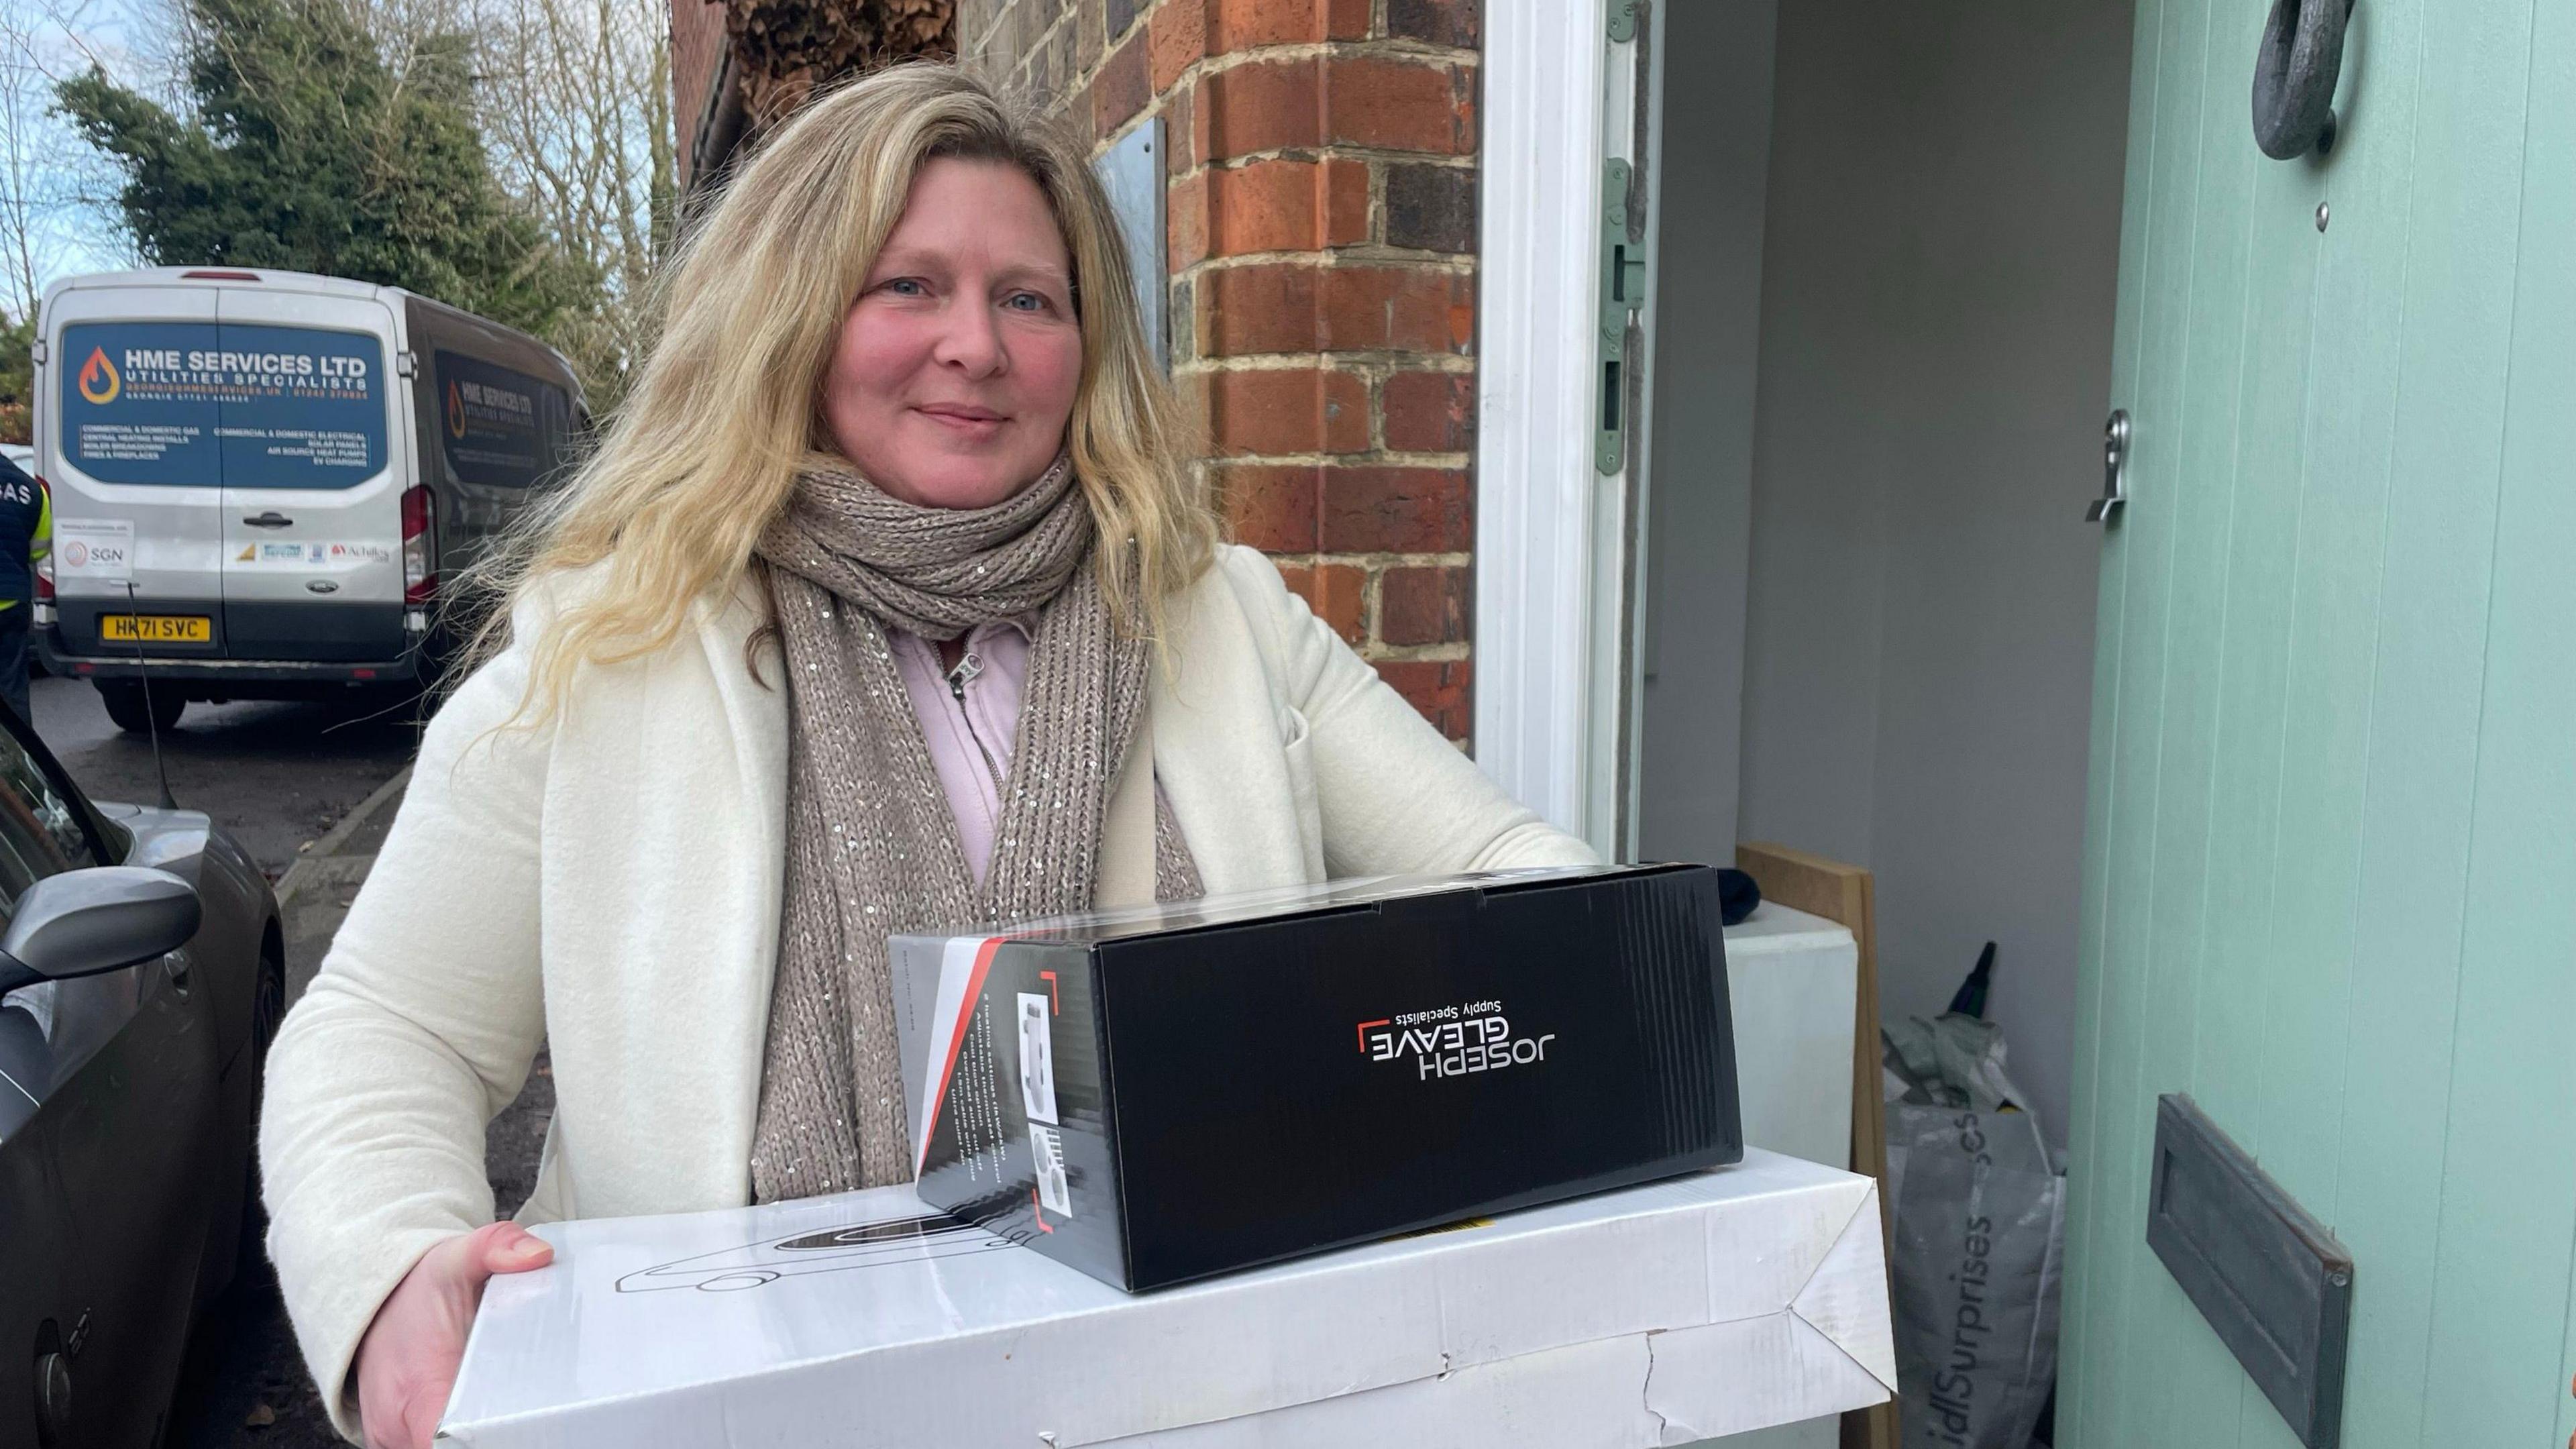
0, 867, 201, 995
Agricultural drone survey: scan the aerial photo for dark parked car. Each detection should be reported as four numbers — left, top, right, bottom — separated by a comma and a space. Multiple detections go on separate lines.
0, 704, 284, 1447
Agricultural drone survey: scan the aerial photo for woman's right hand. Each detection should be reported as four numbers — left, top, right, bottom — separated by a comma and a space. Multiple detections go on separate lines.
352, 1221, 555, 1449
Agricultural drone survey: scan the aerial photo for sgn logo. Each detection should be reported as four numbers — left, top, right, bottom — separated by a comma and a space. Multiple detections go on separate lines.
76, 347, 120, 405
445, 380, 468, 438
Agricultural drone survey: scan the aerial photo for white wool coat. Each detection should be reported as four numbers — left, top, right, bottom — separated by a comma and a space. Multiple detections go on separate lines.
258, 545, 1593, 1438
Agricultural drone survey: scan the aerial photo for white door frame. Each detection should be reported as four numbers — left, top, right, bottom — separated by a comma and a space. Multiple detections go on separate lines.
1474, 0, 1650, 857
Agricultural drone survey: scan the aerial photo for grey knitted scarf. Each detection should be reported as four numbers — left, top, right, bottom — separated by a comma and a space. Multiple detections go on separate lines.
747, 452, 1201, 1203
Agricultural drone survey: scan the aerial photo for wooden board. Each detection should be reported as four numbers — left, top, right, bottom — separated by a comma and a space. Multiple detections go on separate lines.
1733, 841, 1894, 1449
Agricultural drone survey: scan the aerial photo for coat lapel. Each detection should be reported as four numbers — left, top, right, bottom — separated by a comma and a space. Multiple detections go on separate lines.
1095, 718, 1158, 908
692, 584, 791, 1203
546, 585, 788, 1218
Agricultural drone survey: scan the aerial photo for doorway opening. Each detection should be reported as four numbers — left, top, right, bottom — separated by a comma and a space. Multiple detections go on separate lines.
1636, 0, 2136, 1147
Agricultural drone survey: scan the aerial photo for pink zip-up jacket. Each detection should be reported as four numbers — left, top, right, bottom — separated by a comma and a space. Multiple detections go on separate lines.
885, 617, 1033, 884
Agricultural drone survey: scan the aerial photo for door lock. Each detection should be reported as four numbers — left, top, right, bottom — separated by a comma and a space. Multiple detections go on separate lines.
2088, 409, 2130, 523
1595, 158, 1648, 476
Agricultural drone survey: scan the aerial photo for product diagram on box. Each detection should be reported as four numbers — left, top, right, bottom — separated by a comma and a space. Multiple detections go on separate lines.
614, 1201, 1032, 1294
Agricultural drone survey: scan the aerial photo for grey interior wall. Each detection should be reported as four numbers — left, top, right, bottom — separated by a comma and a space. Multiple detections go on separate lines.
1854, 0, 2133, 1151
1638, 0, 1778, 868
1653, 0, 2133, 1148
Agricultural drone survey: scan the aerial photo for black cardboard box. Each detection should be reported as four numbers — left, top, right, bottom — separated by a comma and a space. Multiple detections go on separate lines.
888, 863, 1741, 1291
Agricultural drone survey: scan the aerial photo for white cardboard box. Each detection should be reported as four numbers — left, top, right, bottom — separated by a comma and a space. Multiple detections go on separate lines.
1723, 904, 1861, 1170
439, 1150, 1894, 1448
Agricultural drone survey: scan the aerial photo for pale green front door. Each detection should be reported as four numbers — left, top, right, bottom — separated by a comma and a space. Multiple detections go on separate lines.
2059, 0, 2576, 1444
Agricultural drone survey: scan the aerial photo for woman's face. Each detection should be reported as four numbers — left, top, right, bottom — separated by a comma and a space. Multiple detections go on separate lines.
822, 157, 1085, 509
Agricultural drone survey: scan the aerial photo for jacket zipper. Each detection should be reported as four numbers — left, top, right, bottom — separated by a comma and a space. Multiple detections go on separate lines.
947, 651, 1006, 792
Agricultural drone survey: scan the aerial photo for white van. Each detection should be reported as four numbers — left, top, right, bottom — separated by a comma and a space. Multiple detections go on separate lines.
32, 267, 587, 732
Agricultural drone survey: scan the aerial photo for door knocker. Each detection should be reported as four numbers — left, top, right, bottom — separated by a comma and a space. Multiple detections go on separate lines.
2253, 0, 2355, 159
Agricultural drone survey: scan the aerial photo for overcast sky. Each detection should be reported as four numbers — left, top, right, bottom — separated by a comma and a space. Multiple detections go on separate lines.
3, 0, 160, 319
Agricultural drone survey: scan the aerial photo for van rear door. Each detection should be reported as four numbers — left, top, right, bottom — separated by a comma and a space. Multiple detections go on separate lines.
46, 286, 229, 657
211, 286, 406, 663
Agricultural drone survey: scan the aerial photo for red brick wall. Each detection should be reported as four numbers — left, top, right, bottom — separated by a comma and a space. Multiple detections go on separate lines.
672, 0, 731, 192
961, 0, 1481, 743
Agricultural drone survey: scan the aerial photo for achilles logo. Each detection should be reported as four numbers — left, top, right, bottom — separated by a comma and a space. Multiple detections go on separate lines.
1355, 1006, 1556, 1081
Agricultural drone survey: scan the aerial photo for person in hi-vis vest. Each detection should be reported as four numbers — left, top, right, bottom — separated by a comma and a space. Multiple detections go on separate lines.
0, 450, 50, 728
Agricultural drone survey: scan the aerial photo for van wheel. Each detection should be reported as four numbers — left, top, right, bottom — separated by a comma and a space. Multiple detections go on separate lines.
97, 681, 186, 734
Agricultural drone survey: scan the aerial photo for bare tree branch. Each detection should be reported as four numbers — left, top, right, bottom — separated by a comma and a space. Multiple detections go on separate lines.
0, 0, 160, 317
462, 0, 672, 407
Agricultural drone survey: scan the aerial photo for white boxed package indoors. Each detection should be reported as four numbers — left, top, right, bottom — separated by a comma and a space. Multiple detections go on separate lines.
441, 1150, 1891, 1448
1722, 902, 1863, 1169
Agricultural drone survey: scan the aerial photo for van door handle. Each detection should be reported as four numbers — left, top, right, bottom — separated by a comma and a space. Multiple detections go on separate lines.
242, 513, 294, 529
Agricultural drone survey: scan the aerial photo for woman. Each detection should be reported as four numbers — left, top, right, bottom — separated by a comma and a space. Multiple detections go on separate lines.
260, 64, 1591, 1449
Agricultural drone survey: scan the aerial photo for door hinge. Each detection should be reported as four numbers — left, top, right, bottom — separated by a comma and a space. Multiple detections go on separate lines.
1596, 158, 1648, 476
29, 339, 46, 366
395, 350, 417, 378
1608, 0, 1639, 42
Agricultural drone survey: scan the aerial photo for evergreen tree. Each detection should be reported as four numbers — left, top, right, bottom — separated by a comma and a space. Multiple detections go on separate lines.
56, 0, 592, 338
0, 313, 30, 445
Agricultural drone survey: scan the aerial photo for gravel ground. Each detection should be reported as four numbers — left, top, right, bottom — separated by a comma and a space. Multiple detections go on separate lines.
27, 675, 423, 879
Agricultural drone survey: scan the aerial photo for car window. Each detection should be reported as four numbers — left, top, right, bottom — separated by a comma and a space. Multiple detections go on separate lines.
0, 729, 97, 910
0, 731, 98, 1046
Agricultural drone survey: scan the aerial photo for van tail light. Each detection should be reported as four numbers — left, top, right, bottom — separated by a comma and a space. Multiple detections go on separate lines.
32, 477, 52, 602
402, 484, 437, 604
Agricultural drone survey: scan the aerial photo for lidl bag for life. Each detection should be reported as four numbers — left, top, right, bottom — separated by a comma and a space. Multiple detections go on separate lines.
888, 863, 1742, 1291
1882, 1012, 2067, 1449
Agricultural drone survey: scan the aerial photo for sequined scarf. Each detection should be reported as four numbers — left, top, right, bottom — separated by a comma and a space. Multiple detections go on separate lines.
745, 453, 1201, 1202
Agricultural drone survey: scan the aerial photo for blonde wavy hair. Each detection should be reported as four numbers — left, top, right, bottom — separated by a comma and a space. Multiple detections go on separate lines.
459, 63, 1214, 723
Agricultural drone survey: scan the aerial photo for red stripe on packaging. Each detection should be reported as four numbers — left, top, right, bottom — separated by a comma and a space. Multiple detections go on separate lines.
917, 936, 1007, 1177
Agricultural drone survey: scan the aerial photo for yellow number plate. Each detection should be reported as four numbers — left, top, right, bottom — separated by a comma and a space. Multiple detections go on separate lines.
100, 614, 212, 643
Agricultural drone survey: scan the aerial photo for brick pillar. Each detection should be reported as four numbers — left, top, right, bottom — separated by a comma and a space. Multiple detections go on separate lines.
961, 0, 1482, 745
